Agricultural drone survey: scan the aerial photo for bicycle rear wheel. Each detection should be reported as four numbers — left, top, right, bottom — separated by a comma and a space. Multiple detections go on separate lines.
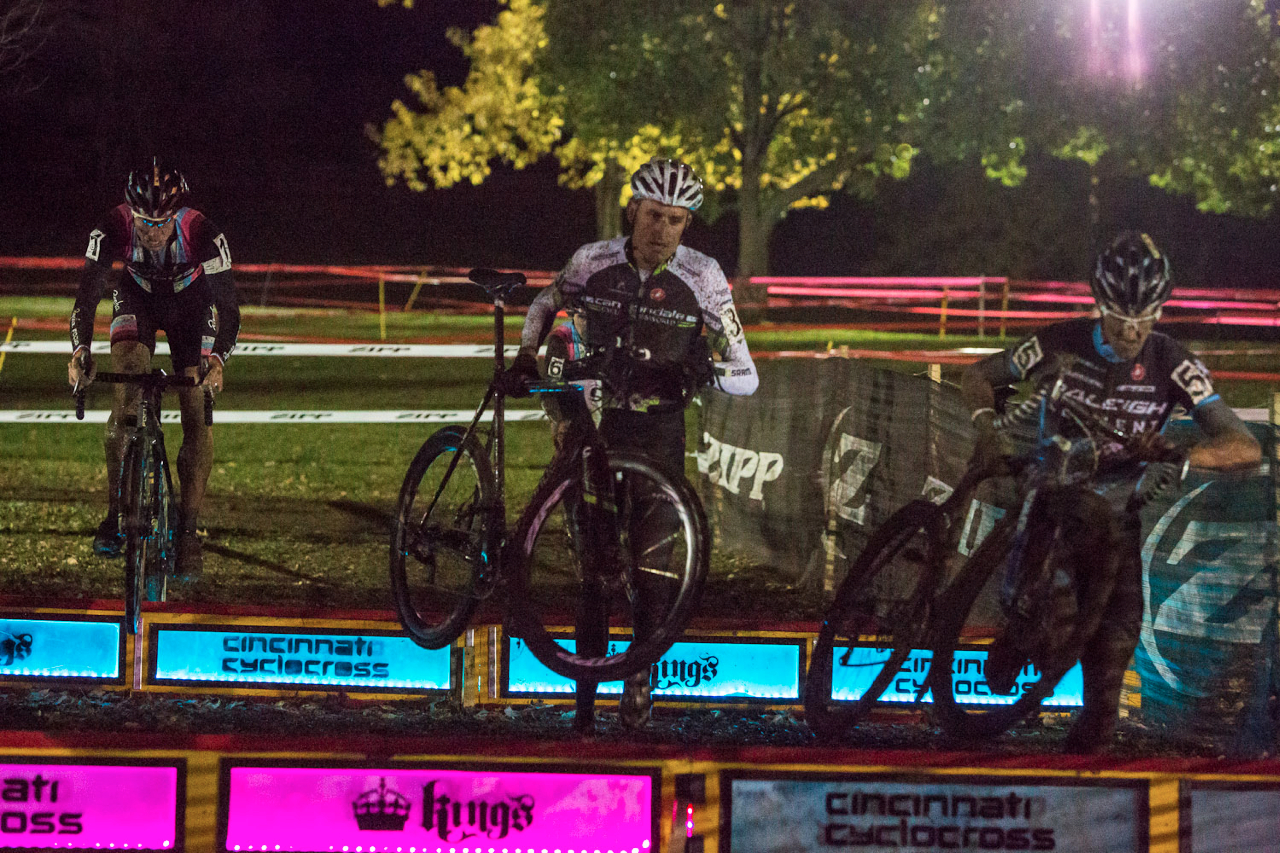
509, 449, 709, 683
119, 441, 149, 636
929, 491, 1119, 740
389, 426, 496, 650
804, 499, 943, 738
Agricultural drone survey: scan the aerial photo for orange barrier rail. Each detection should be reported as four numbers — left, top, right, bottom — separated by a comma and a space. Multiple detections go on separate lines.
4, 257, 1279, 335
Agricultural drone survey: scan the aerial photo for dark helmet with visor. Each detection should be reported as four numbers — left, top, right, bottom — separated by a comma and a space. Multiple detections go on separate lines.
630, 158, 704, 212
125, 157, 189, 220
1090, 231, 1172, 315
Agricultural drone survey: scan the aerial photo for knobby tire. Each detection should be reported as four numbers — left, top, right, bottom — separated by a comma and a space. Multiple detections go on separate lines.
509, 449, 709, 683
389, 426, 496, 650
148, 442, 176, 604
804, 499, 944, 737
119, 442, 149, 636
929, 491, 1120, 740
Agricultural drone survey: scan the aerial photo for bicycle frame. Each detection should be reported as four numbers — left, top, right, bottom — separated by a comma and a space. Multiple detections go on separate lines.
74, 369, 208, 632
423, 273, 614, 574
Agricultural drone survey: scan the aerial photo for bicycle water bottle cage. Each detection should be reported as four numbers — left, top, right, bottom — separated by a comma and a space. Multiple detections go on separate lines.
467, 268, 527, 298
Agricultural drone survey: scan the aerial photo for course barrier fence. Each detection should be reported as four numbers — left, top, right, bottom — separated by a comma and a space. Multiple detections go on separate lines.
6, 256, 1280, 336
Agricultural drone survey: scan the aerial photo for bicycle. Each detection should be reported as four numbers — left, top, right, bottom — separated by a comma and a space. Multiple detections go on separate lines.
802, 462, 980, 737
388, 268, 710, 683
73, 369, 213, 635
927, 375, 1185, 740
804, 362, 1185, 738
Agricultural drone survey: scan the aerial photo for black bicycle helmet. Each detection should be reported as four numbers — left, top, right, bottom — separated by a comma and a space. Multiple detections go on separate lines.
125, 157, 189, 219
630, 158, 704, 212
1090, 231, 1172, 314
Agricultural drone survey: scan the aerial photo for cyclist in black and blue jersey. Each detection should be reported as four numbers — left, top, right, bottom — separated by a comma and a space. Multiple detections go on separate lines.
961, 231, 1260, 753
505, 157, 759, 731
66, 158, 240, 580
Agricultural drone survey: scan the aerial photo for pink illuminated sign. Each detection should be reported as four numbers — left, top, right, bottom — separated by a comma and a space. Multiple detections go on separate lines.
0, 761, 180, 849
223, 764, 655, 852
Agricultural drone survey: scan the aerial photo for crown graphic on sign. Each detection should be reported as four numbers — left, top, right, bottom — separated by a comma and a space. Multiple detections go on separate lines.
353, 778, 410, 831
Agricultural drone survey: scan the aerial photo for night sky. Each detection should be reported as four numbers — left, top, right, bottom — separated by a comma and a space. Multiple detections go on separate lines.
1, 0, 1278, 284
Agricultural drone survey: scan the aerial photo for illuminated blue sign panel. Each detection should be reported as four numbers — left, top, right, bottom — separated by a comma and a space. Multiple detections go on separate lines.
504, 636, 803, 701
830, 645, 1083, 708
152, 626, 451, 691
0, 618, 121, 681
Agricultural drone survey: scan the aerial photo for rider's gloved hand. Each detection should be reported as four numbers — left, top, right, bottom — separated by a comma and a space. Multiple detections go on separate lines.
499, 350, 540, 398
970, 409, 1014, 475
1129, 429, 1186, 464
681, 336, 716, 403
199, 355, 225, 396
67, 348, 96, 389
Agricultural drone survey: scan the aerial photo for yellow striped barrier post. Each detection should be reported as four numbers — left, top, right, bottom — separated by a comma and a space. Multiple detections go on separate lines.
0, 316, 17, 375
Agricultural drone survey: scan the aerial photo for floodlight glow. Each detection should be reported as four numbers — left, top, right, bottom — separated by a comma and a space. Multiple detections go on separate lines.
1127, 0, 1144, 82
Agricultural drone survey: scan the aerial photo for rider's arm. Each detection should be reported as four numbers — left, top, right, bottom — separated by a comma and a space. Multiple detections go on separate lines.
519, 249, 587, 359
518, 281, 566, 359
1163, 342, 1261, 470
69, 216, 123, 357
696, 262, 758, 396
70, 259, 111, 358
200, 228, 240, 366
961, 349, 1019, 432
1188, 398, 1261, 470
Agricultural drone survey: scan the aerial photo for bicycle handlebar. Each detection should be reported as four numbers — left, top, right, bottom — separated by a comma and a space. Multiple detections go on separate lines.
71, 369, 214, 425
522, 379, 590, 395
89, 371, 199, 388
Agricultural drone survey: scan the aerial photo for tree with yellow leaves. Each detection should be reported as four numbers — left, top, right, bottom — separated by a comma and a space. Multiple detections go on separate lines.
377, 0, 1280, 282
377, 0, 940, 282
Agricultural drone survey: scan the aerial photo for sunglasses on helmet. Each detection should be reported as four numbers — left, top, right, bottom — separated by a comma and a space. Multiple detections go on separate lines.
133, 214, 173, 229
1099, 304, 1161, 334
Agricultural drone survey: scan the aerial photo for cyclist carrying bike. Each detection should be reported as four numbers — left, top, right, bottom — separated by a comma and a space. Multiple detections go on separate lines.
505, 157, 759, 730
66, 157, 240, 580
961, 231, 1260, 753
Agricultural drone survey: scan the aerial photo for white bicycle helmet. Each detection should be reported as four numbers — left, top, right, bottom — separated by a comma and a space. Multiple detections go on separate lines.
630, 158, 704, 212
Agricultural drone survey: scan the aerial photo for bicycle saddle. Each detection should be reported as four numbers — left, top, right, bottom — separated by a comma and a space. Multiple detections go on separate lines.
468, 268, 527, 296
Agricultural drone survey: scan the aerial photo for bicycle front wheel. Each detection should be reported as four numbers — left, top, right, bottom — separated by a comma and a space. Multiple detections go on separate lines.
509, 450, 709, 683
389, 426, 497, 650
148, 445, 176, 603
929, 489, 1118, 741
119, 441, 150, 636
804, 499, 943, 738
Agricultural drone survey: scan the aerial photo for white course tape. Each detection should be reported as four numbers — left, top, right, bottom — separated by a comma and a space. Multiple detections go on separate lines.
0, 341, 520, 358
0, 409, 548, 424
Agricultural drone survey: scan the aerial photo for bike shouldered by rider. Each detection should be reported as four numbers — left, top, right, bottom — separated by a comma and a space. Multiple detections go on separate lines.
502, 157, 759, 733
962, 231, 1260, 754
66, 157, 240, 582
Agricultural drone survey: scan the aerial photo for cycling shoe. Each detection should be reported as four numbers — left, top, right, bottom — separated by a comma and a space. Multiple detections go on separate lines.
92, 517, 124, 558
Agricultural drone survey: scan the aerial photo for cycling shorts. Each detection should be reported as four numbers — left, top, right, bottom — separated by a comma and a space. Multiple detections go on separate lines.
109, 275, 215, 370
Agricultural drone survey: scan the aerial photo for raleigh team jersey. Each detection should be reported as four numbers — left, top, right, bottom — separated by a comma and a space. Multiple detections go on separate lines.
982, 316, 1220, 458
70, 204, 240, 363
522, 236, 758, 410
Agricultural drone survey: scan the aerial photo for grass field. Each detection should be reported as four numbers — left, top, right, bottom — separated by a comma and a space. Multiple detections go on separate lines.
1, 296, 1275, 617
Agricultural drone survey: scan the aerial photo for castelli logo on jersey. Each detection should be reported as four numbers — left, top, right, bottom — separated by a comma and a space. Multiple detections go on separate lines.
1131, 363, 1146, 381
649, 287, 666, 302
